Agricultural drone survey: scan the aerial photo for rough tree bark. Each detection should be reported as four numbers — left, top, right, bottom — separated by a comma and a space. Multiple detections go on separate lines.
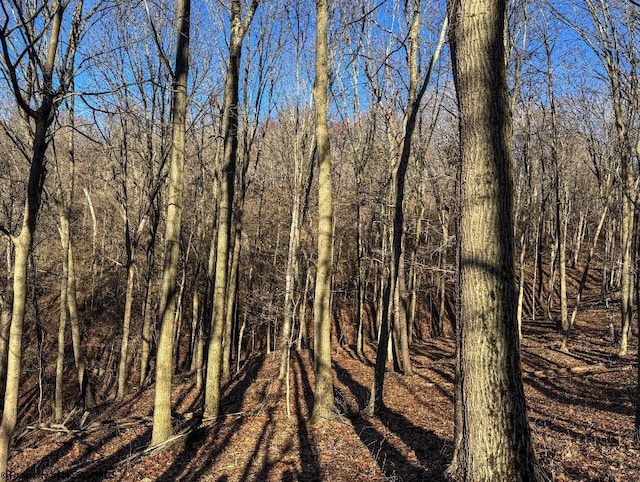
310, 0, 336, 423
447, 0, 542, 479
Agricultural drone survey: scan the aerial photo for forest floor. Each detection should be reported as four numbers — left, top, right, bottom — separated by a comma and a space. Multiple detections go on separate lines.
6, 300, 640, 481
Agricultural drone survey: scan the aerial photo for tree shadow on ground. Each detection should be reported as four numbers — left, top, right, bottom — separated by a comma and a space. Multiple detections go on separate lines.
156, 353, 268, 481
157, 417, 244, 482
240, 351, 320, 481
221, 353, 267, 414
292, 350, 321, 480
379, 407, 451, 481
51, 427, 152, 481
334, 359, 450, 481
348, 408, 450, 481
527, 374, 634, 418
18, 438, 76, 480
17, 388, 154, 481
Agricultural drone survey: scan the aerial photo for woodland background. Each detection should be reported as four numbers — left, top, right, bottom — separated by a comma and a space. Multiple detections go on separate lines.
0, 0, 639, 480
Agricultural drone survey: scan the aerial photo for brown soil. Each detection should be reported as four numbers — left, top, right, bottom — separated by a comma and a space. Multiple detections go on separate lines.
6, 302, 640, 481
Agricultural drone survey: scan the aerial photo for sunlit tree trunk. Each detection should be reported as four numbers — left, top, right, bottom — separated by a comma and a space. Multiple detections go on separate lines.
356, 199, 368, 356
150, 0, 190, 446
437, 204, 450, 337
516, 230, 527, 341
68, 242, 95, 408
222, 215, 241, 381
617, 109, 636, 355
117, 259, 135, 400
542, 30, 568, 333
0, 242, 12, 413
55, 92, 95, 413
634, 210, 640, 441
140, 229, 158, 386
0, 0, 83, 471
297, 265, 312, 351
448, 0, 541, 478
55, 212, 71, 422
279, 174, 303, 379
310, 0, 336, 423
205, 0, 259, 420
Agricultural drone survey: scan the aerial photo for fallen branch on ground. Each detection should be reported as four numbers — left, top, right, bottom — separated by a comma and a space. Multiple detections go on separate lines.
527, 364, 632, 379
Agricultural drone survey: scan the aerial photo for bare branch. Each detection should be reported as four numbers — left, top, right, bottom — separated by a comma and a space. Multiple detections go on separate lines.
238, 0, 260, 41
0, 25, 38, 118
143, 0, 174, 77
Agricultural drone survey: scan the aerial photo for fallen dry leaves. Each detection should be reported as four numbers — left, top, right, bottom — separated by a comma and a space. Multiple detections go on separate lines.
6, 301, 640, 481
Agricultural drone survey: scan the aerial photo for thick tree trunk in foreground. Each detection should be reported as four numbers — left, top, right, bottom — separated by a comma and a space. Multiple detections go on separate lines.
150, 0, 190, 447
448, 0, 541, 479
310, 0, 336, 423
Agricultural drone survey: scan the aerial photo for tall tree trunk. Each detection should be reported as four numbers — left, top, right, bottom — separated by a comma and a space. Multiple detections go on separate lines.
279, 183, 302, 379
634, 211, 640, 441
82, 188, 98, 309
532, 207, 544, 322
222, 221, 241, 381
448, 0, 541, 479
56, 88, 94, 414
297, 265, 311, 351
356, 201, 367, 356
366, 8, 447, 414
516, 231, 527, 341
557, 193, 569, 332
150, 0, 190, 446
619, 160, 635, 356
204, 0, 258, 420
0, 117, 51, 474
544, 31, 568, 333
310, 0, 336, 423
117, 259, 135, 400
140, 250, 156, 386
0, 11, 86, 463
193, 274, 206, 390
437, 204, 450, 337
189, 266, 201, 373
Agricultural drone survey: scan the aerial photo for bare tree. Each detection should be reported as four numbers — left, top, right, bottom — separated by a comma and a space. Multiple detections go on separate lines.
151, 0, 191, 447
204, 0, 259, 420
558, 0, 640, 355
0, 0, 87, 472
365, 2, 448, 415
